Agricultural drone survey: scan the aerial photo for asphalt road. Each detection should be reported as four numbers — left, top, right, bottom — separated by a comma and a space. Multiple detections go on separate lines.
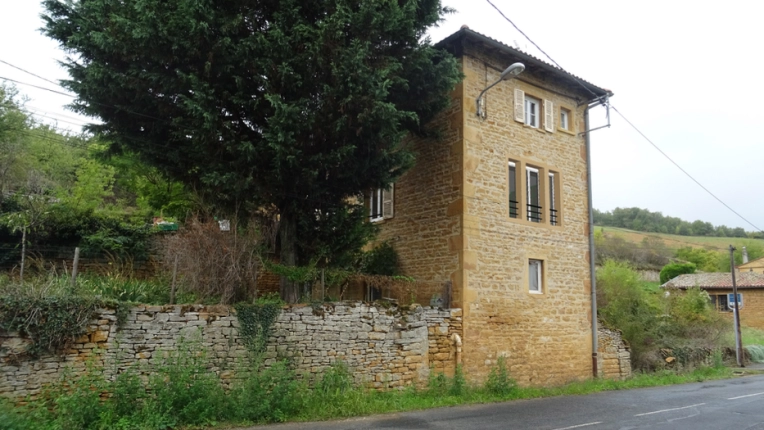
260, 374, 764, 430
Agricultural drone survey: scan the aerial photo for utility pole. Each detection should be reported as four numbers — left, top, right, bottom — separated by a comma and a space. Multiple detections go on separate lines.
729, 245, 744, 367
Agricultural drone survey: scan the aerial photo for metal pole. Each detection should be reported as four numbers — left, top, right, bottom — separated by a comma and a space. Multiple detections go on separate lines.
170, 254, 178, 305
729, 245, 744, 367
71, 247, 80, 291
585, 108, 599, 377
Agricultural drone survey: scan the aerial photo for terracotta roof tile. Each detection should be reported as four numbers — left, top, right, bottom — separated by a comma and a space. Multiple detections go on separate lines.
662, 272, 764, 289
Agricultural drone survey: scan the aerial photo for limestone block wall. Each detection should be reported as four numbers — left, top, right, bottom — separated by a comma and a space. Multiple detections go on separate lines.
597, 327, 631, 379
705, 288, 764, 331
456, 44, 595, 386
0, 303, 462, 399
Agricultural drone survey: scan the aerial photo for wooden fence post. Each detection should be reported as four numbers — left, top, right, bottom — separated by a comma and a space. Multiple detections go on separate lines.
19, 226, 26, 283
170, 255, 178, 305
70, 247, 80, 291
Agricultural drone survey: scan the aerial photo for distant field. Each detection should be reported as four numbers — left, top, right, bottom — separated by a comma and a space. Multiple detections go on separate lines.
595, 226, 764, 252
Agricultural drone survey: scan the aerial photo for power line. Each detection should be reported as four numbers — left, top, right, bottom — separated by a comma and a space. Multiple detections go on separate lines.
0, 60, 63, 87
484, 0, 764, 234
0, 75, 166, 122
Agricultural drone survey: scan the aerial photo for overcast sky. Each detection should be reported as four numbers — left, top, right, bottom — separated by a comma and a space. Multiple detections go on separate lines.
2, 1, 762, 231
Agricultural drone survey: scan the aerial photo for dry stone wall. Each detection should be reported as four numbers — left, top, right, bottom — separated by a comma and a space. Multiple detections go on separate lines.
0, 303, 462, 399
597, 327, 631, 379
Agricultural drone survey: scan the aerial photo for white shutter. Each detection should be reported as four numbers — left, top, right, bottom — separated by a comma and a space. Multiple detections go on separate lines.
544, 100, 554, 132
514, 89, 525, 123
382, 184, 394, 219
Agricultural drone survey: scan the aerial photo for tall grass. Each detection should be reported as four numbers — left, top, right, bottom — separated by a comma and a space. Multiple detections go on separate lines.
0, 347, 737, 430
0, 272, 197, 304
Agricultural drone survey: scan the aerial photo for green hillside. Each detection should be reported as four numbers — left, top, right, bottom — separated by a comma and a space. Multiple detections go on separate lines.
594, 226, 764, 272
595, 226, 764, 253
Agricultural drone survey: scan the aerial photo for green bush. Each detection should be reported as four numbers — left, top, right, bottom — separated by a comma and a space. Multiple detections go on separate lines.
659, 262, 696, 284
484, 357, 516, 396
360, 241, 400, 276
597, 260, 661, 369
598, 260, 729, 370
230, 361, 308, 423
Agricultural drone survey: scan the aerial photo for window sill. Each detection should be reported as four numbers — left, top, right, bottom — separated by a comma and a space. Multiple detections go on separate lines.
557, 127, 576, 136
370, 217, 385, 223
529, 290, 544, 295
507, 216, 563, 229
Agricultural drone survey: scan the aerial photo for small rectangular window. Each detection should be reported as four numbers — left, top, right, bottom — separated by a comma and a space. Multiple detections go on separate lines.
509, 161, 518, 218
549, 172, 557, 226
529, 259, 543, 293
525, 96, 540, 128
526, 167, 541, 222
560, 108, 570, 130
370, 188, 383, 222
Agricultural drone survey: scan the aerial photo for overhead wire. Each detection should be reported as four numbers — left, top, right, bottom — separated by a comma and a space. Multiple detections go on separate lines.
0, 59, 63, 87
484, 0, 764, 234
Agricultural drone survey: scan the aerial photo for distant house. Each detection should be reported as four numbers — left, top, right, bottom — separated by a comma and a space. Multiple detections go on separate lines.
737, 256, 764, 274
662, 272, 764, 329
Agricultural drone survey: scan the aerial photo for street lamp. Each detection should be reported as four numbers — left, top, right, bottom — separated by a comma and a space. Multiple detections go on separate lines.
476, 62, 525, 119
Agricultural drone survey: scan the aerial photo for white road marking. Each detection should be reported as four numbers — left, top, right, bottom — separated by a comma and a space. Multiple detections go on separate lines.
728, 392, 764, 400
551, 422, 602, 430
634, 403, 705, 417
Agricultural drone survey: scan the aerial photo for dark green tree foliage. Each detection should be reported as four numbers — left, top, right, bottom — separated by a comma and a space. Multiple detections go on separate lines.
659, 262, 696, 284
43, 0, 461, 302
594, 207, 753, 238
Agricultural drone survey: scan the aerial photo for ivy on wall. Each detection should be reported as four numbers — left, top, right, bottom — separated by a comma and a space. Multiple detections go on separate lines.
234, 301, 282, 355
0, 297, 103, 357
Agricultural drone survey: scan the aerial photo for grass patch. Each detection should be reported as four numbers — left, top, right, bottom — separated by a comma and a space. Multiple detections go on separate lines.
0, 357, 737, 430
742, 326, 764, 346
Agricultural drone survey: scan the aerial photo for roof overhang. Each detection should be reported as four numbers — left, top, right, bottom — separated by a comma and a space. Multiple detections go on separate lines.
435, 28, 612, 103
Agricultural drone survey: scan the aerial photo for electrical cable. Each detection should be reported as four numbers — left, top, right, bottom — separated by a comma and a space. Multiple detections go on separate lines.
484, 0, 764, 234
0, 59, 63, 87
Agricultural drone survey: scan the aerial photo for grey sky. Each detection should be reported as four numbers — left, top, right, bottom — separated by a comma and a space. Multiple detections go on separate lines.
2, 1, 761, 231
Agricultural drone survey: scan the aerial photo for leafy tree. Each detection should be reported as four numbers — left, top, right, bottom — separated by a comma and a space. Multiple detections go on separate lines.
43, 0, 462, 302
674, 246, 721, 272
659, 262, 696, 284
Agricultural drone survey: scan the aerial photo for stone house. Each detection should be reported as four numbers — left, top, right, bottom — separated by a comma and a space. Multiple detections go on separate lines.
737, 256, 764, 274
368, 28, 612, 386
663, 272, 764, 330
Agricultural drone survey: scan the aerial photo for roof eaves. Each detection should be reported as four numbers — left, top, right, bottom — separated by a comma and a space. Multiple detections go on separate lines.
435, 28, 612, 101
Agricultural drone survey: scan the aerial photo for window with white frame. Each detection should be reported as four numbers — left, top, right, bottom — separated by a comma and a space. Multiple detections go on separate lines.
369, 185, 394, 222
526, 166, 541, 222
508, 161, 519, 218
508, 158, 561, 226
560, 108, 570, 130
549, 172, 557, 226
529, 259, 543, 293
514, 89, 554, 132
524, 95, 540, 128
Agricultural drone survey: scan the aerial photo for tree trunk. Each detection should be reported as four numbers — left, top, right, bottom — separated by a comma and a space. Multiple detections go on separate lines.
279, 212, 300, 303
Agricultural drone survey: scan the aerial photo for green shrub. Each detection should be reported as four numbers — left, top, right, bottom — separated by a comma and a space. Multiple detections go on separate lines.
360, 241, 400, 276
597, 260, 661, 369
0, 295, 103, 357
230, 361, 308, 423
659, 262, 696, 284
449, 364, 466, 396
484, 357, 516, 396
317, 361, 354, 397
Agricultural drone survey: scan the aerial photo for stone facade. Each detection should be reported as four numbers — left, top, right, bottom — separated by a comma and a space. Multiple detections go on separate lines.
0, 303, 462, 399
705, 288, 764, 331
375, 29, 611, 385
597, 327, 631, 379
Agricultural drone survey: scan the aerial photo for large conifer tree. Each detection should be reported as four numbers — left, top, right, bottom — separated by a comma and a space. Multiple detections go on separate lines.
43, 0, 461, 302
